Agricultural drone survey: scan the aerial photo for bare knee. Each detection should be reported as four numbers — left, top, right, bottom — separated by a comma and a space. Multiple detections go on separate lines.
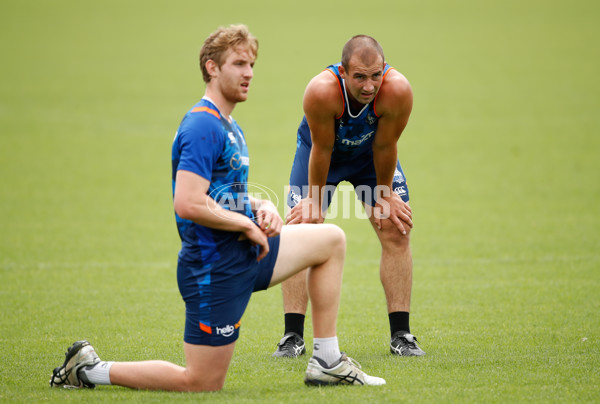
182, 343, 233, 392
325, 224, 346, 254
378, 223, 411, 250
185, 373, 226, 392
310, 224, 345, 267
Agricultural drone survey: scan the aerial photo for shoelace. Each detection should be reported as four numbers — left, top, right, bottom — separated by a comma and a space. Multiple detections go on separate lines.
402, 335, 419, 348
342, 355, 363, 370
279, 336, 298, 348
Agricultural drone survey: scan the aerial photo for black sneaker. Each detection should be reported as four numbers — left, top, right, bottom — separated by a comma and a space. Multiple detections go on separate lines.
272, 332, 306, 358
390, 331, 426, 356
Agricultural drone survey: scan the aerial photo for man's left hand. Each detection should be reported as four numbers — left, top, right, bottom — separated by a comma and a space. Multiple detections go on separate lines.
255, 200, 283, 237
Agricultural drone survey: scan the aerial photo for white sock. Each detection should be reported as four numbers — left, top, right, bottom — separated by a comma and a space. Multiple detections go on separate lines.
80, 361, 113, 385
313, 336, 341, 367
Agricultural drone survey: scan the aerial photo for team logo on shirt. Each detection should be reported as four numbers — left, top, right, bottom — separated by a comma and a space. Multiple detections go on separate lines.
366, 114, 376, 125
228, 130, 246, 145
340, 130, 374, 146
230, 152, 250, 170
393, 168, 405, 183
394, 185, 407, 196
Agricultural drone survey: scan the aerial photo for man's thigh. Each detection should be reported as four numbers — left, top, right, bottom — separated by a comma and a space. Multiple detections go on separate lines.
184, 341, 236, 390
268, 224, 344, 287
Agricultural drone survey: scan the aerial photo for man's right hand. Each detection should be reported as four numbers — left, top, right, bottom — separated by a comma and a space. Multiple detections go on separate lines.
243, 222, 270, 261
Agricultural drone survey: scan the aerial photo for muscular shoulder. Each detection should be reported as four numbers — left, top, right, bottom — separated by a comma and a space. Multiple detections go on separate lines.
303, 70, 344, 118
375, 69, 413, 117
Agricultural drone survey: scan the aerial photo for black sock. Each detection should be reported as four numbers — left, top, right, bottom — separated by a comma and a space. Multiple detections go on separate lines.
389, 311, 410, 336
284, 313, 305, 338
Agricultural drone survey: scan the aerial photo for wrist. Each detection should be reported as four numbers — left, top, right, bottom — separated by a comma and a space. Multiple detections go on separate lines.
374, 184, 394, 201
239, 216, 258, 233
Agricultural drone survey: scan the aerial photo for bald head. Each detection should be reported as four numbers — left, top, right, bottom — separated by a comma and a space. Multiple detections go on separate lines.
341, 35, 385, 70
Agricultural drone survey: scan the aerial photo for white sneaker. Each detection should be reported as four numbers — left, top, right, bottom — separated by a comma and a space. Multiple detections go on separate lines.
304, 353, 386, 386
49, 340, 100, 388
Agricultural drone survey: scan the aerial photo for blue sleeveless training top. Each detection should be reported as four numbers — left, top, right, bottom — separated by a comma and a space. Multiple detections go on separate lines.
297, 62, 393, 163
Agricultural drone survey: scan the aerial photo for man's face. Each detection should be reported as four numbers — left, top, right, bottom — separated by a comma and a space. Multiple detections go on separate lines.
214, 46, 255, 103
340, 53, 384, 105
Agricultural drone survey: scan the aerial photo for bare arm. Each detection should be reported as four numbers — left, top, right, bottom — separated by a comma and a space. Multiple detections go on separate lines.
174, 169, 270, 260
286, 71, 342, 224
372, 71, 414, 232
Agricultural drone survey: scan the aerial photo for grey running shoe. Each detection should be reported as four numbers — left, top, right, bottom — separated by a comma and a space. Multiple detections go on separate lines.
390, 331, 426, 356
304, 353, 386, 386
272, 332, 306, 358
49, 340, 100, 388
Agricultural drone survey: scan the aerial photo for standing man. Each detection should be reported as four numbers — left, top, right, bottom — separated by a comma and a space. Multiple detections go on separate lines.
48, 25, 385, 391
273, 35, 425, 358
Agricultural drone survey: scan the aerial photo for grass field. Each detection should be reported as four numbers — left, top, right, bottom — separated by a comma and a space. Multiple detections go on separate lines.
1, 0, 599, 402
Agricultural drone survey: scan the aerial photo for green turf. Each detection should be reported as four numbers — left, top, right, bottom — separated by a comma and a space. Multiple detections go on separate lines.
1, 0, 599, 402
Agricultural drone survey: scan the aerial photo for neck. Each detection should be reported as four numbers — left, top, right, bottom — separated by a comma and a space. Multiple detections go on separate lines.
347, 97, 365, 115
343, 82, 369, 116
205, 87, 235, 120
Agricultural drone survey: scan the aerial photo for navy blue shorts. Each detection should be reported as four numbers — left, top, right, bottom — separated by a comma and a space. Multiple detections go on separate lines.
287, 141, 409, 209
177, 235, 280, 346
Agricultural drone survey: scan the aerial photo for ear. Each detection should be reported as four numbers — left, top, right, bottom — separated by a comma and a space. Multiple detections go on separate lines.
338, 64, 346, 79
205, 59, 219, 80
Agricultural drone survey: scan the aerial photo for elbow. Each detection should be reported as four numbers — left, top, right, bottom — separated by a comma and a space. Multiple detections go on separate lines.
173, 198, 195, 221
312, 143, 334, 158
372, 141, 396, 153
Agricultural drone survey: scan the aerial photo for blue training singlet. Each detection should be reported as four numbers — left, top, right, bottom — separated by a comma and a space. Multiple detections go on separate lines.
296, 62, 394, 163
171, 97, 253, 265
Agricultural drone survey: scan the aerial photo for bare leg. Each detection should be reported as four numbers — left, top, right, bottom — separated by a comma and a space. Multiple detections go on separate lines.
108, 342, 235, 392
281, 270, 309, 314
366, 211, 412, 313
269, 224, 345, 338
80, 224, 364, 390
85, 225, 345, 391
279, 203, 328, 318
